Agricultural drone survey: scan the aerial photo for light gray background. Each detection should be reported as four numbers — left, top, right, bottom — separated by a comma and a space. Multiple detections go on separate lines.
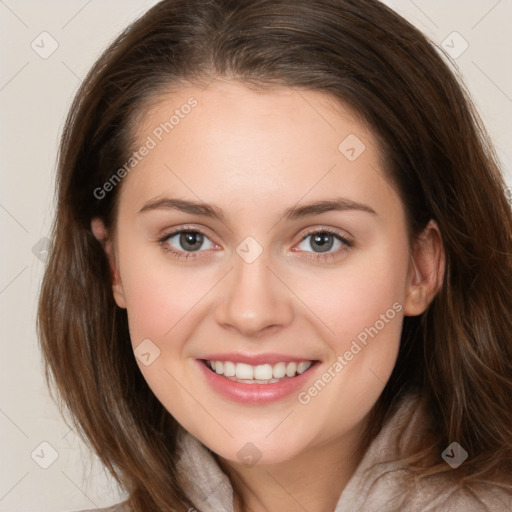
0, 1, 511, 511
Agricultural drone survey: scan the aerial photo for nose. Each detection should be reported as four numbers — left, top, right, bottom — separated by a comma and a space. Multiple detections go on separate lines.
214, 251, 294, 338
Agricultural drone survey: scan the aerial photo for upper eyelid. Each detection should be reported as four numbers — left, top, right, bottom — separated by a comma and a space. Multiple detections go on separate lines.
300, 226, 352, 240
161, 224, 215, 239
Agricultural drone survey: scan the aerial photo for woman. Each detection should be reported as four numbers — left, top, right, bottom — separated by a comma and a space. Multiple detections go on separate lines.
37, 0, 512, 510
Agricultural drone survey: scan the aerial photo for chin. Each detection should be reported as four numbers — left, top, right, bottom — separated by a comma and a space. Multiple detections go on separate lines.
204, 432, 309, 468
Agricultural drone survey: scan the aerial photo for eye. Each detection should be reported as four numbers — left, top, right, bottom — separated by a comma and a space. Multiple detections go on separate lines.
159, 228, 218, 260
158, 226, 353, 262
294, 228, 353, 261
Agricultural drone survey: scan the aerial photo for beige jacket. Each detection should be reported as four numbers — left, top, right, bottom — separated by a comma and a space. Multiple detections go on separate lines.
79, 393, 511, 511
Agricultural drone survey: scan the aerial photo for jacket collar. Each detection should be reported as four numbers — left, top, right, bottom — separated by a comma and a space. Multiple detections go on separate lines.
174, 393, 423, 512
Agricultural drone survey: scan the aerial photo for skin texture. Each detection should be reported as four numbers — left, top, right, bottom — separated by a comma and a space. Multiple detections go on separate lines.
92, 80, 444, 512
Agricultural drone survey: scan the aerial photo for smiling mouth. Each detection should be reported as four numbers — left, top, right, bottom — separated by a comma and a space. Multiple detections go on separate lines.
202, 359, 317, 384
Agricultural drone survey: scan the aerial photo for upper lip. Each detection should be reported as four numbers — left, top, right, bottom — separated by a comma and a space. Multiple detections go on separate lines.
199, 352, 318, 365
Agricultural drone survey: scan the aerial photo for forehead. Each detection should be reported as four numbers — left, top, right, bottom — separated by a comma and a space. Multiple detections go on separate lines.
136, 80, 374, 158
117, 80, 395, 219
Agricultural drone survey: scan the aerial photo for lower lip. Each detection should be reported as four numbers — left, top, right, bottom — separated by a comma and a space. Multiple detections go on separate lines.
196, 359, 320, 404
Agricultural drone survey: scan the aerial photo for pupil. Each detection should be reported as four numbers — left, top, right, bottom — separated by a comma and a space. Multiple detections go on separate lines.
312, 233, 333, 253
180, 232, 203, 251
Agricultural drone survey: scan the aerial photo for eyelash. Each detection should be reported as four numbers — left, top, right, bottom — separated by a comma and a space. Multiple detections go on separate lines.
157, 226, 353, 262
294, 227, 353, 262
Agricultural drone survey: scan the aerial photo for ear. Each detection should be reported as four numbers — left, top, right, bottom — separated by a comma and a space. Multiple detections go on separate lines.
403, 219, 445, 316
91, 217, 127, 309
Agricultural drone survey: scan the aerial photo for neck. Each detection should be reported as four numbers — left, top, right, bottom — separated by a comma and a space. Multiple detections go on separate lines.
215, 421, 369, 512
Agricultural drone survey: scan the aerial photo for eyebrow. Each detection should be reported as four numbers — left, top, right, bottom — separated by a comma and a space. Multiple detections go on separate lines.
138, 197, 377, 221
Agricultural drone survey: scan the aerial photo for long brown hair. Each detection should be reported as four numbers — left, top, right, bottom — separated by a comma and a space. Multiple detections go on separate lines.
37, 0, 512, 509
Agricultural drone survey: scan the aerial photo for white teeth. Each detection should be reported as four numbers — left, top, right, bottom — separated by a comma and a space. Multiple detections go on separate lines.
285, 362, 297, 377
235, 363, 253, 380
254, 364, 273, 380
206, 359, 314, 381
273, 362, 286, 379
223, 361, 236, 377
297, 361, 312, 374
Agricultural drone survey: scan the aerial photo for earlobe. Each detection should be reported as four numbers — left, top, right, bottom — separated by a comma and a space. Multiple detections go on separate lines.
91, 217, 127, 309
403, 220, 445, 316
91, 217, 108, 244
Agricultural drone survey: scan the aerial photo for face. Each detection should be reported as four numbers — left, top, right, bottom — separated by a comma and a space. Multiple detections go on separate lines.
94, 80, 441, 467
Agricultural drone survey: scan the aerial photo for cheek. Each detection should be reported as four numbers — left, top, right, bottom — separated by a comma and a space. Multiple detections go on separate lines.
294, 239, 408, 349
117, 252, 215, 413
119, 244, 215, 348
292, 291, 404, 445
290, 240, 407, 422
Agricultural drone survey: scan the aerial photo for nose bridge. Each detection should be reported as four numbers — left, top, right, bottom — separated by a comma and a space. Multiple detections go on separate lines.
214, 239, 294, 336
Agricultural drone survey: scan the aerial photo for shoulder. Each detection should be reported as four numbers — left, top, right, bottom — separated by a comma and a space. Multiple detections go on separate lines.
347, 473, 512, 511
405, 479, 512, 511
338, 392, 512, 511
